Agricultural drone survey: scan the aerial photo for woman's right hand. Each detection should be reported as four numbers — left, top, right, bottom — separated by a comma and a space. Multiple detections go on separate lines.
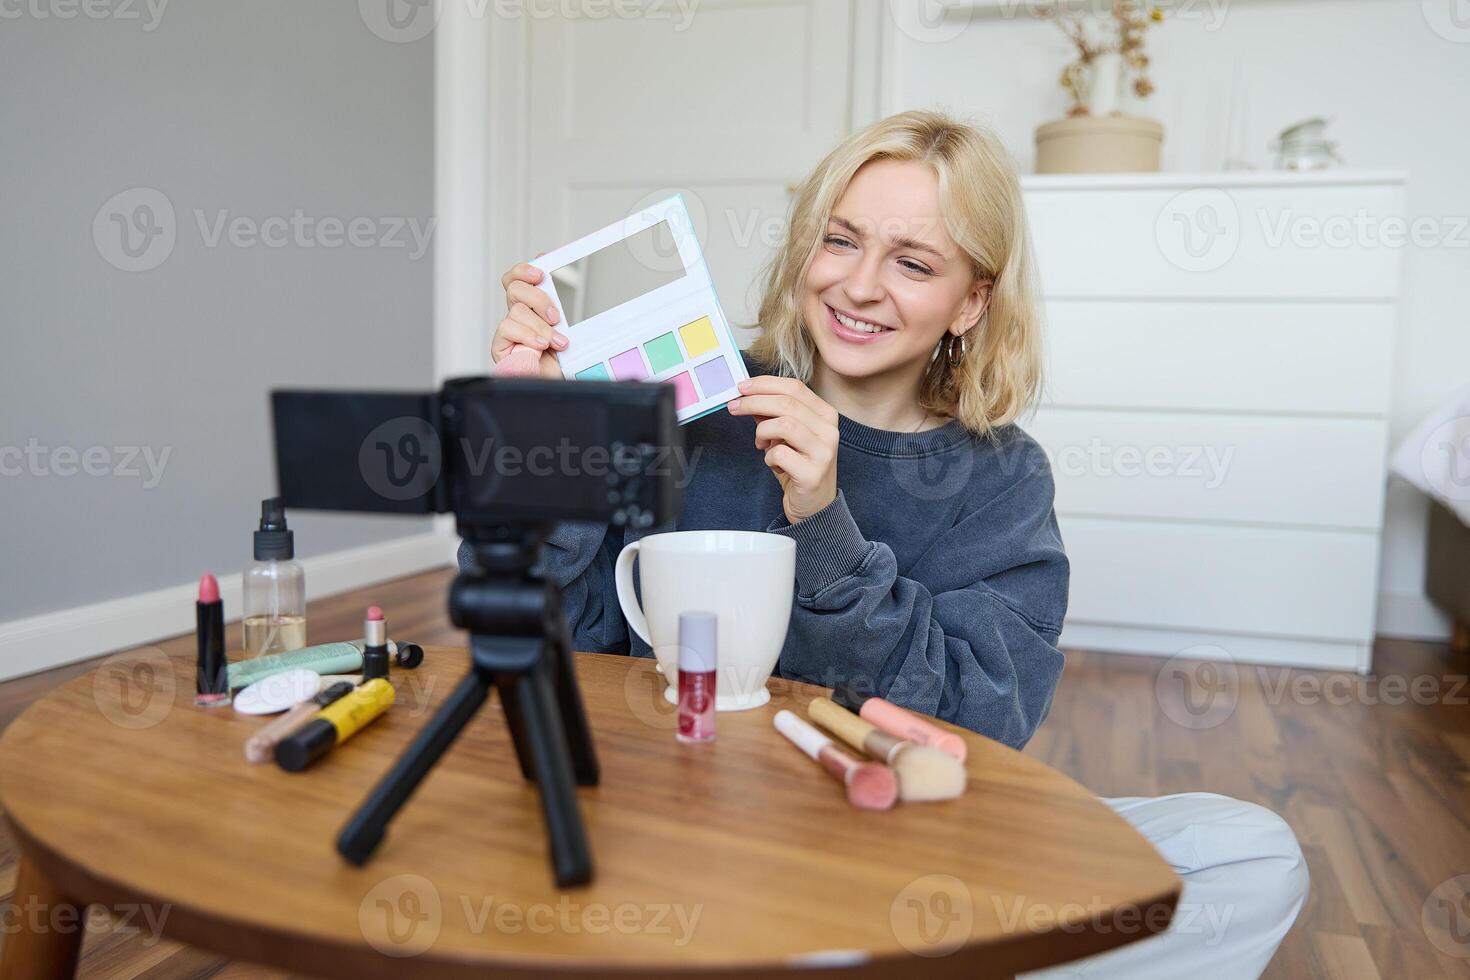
493, 261, 570, 379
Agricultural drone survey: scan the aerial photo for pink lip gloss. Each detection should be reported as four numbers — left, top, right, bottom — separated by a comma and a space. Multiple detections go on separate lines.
676, 611, 716, 744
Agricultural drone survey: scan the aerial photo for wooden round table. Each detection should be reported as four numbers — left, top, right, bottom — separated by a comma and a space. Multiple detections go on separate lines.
0, 647, 1179, 978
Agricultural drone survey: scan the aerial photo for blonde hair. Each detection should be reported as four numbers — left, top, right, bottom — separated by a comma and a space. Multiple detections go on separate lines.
748, 110, 1044, 436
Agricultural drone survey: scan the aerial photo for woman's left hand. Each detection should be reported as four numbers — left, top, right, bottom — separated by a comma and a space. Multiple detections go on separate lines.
727, 376, 839, 524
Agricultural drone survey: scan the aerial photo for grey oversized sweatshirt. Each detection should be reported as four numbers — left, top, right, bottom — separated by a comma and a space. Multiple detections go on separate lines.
458, 355, 1070, 748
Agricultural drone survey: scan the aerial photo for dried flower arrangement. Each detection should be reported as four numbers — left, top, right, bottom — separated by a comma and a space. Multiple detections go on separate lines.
1039, 1, 1166, 116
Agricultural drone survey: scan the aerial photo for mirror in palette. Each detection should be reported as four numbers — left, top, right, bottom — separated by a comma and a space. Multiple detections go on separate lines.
550, 220, 687, 328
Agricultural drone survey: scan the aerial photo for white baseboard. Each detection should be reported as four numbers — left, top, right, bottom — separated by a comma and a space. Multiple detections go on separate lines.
1375, 590, 1453, 641
1059, 622, 1372, 673
1064, 592, 1456, 673
0, 530, 459, 683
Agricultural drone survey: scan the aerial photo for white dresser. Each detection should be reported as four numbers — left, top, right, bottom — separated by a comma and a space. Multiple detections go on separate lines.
1021, 171, 1406, 672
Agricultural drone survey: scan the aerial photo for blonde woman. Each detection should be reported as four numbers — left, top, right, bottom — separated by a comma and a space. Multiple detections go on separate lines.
475, 111, 1306, 977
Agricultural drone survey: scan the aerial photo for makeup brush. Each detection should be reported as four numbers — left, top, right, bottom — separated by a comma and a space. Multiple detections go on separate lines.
773, 710, 898, 811
808, 698, 967, 803
832, 683, 968, 762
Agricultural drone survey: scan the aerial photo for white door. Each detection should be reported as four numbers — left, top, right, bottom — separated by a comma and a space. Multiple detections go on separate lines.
523, 0, 859, 340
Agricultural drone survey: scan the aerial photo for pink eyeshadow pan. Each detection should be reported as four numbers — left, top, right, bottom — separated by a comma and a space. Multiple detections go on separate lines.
608, 348, 648, 381
668, 371, 696, 410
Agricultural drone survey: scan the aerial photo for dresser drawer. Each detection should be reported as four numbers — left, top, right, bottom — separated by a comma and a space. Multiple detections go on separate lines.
1060, 517, 1380, 643
1026, 179, 1406, 300
1042, 300, 1394, 416
1027, 410, 1389, 529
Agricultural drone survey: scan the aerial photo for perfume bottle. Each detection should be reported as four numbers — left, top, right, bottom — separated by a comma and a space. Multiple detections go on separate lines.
676, 610, 717, 744
242, 497, 306, 656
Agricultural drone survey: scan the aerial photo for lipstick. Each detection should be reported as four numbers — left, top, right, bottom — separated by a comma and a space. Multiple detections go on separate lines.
195, 573, 230, 708
361, 605, 389, 681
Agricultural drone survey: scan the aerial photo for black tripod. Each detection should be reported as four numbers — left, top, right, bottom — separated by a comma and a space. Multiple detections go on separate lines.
336, 522, 600, 886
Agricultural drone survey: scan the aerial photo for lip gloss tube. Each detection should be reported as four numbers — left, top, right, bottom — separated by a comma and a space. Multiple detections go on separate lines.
676, 611, 716, 744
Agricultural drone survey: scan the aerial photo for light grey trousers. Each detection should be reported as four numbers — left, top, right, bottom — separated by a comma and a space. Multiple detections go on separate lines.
1021, 792, 1310, 979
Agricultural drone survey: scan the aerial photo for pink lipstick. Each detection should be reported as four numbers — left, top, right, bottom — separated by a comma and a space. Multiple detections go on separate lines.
361, 605, 389, 681
195, 573, 230, 708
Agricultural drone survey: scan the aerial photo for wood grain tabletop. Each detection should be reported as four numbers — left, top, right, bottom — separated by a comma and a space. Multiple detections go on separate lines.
0, 646, 1180, 978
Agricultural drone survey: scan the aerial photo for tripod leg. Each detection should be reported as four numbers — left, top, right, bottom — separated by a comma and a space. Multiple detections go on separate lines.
512, 663, 594, 887
337, 671, 490, 865
544, 602, 600, 786
495, 672, 535, 781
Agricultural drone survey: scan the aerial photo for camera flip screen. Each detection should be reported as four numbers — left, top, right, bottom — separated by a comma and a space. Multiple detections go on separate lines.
271, 376, 681, 529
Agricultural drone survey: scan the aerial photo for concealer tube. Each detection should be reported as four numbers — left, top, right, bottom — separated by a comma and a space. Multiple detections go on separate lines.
275, 678, 395, 772
244, 680, 355, 763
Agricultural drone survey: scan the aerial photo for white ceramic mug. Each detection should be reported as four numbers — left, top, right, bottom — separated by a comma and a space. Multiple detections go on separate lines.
614, 530, 794, 710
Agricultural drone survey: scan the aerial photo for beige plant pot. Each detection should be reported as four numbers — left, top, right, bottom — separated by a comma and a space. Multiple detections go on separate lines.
1034, 114, 1164, 174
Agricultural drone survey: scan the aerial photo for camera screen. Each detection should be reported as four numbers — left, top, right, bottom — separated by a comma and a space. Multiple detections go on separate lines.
272, 378, 681, 527
550, 221, 686, 328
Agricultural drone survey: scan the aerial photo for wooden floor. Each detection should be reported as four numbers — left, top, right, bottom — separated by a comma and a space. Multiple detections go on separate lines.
2, 566, 1467, 978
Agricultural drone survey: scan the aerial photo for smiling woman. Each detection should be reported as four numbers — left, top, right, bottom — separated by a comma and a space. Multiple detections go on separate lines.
477, 109, 1307, 979
749, 114, 1042, 437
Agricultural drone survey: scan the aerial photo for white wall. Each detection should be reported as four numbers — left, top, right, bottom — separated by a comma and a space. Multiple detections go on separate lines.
885, 0, 1470, 639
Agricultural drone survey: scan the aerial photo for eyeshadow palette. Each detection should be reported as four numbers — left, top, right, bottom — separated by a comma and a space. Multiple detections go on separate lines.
532, 195, 749, 424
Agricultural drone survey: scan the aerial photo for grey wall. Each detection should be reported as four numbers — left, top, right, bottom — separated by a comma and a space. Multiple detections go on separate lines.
0, 1, 435, 620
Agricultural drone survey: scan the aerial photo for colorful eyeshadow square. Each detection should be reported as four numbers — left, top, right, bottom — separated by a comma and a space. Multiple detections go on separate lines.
679, 316, 718, 358
575, 363, 611, 381
668, 371, 697, 410
643, 332, 683, 373
609, 348, 648, 381
693, 355, 735, 398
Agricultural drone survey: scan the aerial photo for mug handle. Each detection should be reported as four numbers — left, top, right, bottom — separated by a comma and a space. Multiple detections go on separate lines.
613, 540, 654, 647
